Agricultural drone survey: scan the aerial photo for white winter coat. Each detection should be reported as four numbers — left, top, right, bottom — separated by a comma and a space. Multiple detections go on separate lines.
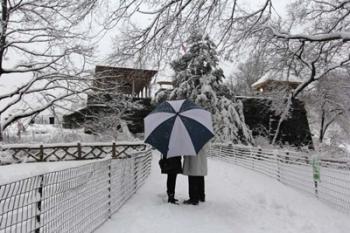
182, 143, 209, 176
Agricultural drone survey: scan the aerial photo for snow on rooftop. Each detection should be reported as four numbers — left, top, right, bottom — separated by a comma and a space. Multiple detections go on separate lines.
252, 70, 303, 88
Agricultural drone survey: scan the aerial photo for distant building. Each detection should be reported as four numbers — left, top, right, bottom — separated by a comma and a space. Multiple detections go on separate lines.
63, 66, 157, 133
27, 107, 66, 125
94, 65, 157, 98
251, 70, 302, 94
156, 81, 173, 91
30, 114, 59, 125
233, 70, 314, 149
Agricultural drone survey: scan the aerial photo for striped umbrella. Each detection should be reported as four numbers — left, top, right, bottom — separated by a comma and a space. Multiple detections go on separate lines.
144, 99, 214, 158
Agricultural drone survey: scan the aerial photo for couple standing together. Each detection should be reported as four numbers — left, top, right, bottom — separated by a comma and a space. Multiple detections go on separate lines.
160, 143, 209, 205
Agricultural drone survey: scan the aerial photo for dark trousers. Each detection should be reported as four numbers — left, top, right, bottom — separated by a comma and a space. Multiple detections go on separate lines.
167, 173, 178, 196
188, 176, 205, 201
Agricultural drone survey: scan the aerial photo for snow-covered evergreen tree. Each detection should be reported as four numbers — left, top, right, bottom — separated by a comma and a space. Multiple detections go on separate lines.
168, 32, 254, 144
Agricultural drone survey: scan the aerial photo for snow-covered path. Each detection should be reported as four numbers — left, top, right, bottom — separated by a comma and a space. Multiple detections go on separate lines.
96, 152, 350, 233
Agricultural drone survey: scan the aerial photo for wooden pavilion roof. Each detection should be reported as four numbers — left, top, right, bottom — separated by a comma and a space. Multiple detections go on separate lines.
94, 66, 158, 95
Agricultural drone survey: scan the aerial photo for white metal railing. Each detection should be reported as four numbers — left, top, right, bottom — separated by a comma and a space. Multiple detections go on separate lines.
210, 143, 350, 213
0, 148, 152, 233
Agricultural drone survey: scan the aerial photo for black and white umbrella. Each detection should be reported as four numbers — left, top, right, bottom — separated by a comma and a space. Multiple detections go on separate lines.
144, 99, 214, 158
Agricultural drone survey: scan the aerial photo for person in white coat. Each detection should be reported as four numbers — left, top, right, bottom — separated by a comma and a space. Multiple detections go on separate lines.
182, 143, 209, 205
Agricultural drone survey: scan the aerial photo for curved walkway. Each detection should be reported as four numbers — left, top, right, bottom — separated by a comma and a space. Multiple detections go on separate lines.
96, 151, 350, 233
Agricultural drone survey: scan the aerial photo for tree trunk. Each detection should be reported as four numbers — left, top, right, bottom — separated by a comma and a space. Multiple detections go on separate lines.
271, 96, 292, 145
0, 0, 7, 72
0, 0, 8, 142
319, 110, 325, 143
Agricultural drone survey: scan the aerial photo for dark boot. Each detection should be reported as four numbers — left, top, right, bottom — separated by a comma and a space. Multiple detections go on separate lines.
183, 199, 199, 205
168, 194, 178, 204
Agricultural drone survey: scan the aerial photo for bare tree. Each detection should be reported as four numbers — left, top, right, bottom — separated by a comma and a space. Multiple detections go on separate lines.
81, 91, 140, 141
0, 0, 100, 140
105, 0, 350, 97
229, 51, 268, 96
259, 1, 350, 99
304, 72, 350, 143
106, 0, 273, 65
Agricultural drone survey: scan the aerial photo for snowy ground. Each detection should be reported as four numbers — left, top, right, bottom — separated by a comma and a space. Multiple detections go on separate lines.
0, 159, 99, 185
2, 123, 136, 144
96, 152, 350, 233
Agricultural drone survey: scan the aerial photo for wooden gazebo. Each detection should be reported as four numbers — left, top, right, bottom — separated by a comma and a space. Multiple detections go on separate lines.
94, 66, 158, 98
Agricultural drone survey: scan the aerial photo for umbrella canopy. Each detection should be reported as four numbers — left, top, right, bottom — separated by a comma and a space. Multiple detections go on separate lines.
144, 99, 214, 158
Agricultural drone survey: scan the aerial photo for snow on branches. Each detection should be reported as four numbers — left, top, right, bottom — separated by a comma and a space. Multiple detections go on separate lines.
163, 32, 254, 144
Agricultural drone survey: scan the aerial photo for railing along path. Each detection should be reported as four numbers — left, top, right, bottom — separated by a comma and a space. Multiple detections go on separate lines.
0, 143, 152, 233
0, 142, 146, 164
1, 142, 349, 232
210, 143, 350, 213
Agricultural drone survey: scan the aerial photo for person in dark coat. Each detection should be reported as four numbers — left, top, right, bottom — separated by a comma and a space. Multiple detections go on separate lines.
182, 143, 209, 205
159, 155, 182, 204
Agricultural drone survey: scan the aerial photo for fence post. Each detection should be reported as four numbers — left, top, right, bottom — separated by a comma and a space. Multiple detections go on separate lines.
107, 160, 112, 218
257, 148, 262, 161
77, 142, 82, 159
250, 147, 255, 169
134, 157, 138, 193
233, 145, 237, 164
276, 151, 281, 182
35, 175, 44, 233
285, 151, 289, 164
314, 181, 318, 197
39, 145, 44, 161
112, 142, 116, 158
312, 156, 320, 197
227, 143, 232, 160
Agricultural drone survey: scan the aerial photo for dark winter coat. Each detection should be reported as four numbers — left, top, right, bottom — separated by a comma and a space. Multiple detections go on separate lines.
159, 156, 182, 174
